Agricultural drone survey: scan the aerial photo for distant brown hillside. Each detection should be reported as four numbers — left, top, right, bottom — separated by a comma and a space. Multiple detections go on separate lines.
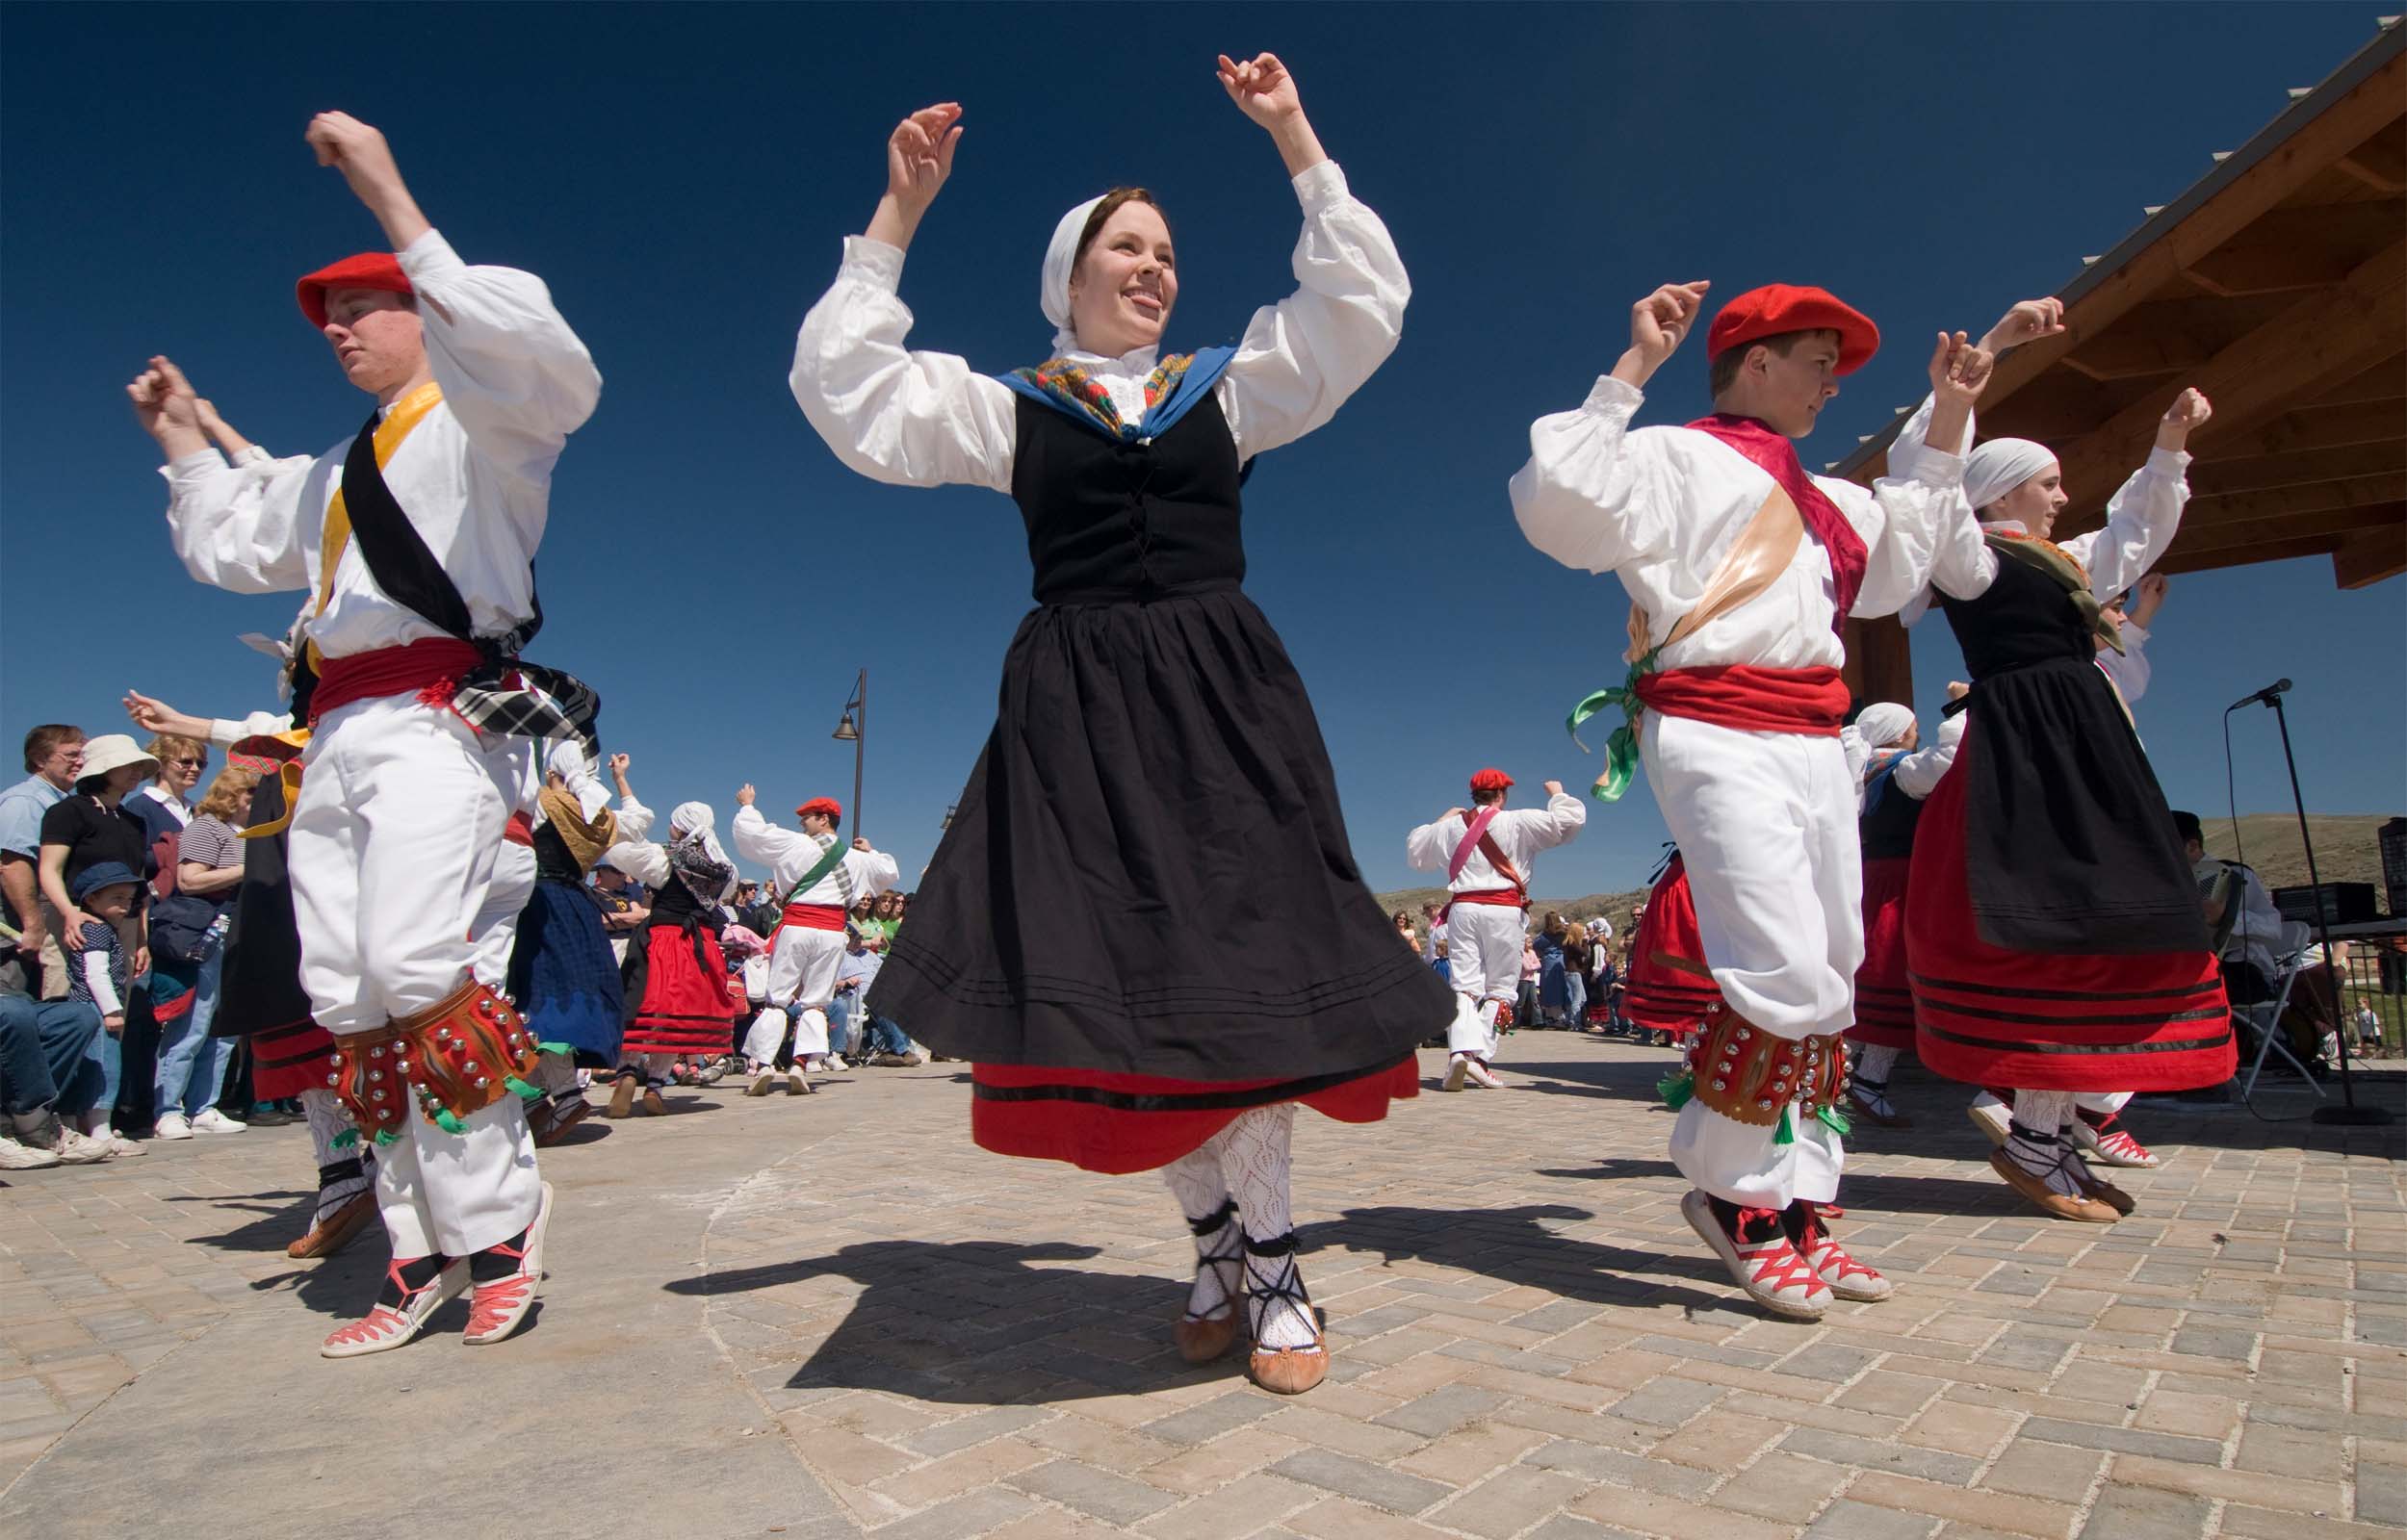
2200, 813, 2398, 911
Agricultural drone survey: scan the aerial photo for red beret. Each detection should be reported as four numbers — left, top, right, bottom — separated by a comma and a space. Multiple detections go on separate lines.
795, 797, 843, 822
296, 252, 413, 329
1469, 768, 1514, 793
1705, 284, 1879, 376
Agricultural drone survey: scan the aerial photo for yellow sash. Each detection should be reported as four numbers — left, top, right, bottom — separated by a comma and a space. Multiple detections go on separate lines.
303, 380, 446, 670
234, 729, 314, 840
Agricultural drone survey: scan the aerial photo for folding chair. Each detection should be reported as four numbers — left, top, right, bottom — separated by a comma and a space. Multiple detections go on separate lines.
2238, 919, 2329, 1101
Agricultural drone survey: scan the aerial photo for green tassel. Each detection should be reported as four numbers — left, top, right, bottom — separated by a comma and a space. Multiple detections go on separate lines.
536, 1040, 572, 1058
330, 1129, 359, 1150
435, 1110, 466, 1135
1773, 1105, 1796, 1145
505, 1075, 541, 1100
1657, 1069, 1695, 1111
373, 1128, 401, 1147
1817, 1104, 1852, 1137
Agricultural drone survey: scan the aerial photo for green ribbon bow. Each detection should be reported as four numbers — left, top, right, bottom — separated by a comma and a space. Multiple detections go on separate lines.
1566, 648, 1661, 805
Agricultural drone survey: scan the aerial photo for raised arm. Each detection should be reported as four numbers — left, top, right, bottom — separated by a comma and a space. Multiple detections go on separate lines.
130, 357, 320, 595
2062, 390, 2208, 597
609, 755, 656, 844
1510, 283, 1703, 574
790, 103, 1015, 492
1406, 814, 1460, 873
1209, 55, 1410, 460
730, 791, 810, 869
124, 691, 294, 752
1891, 700, 1967, 800
1851, 335, 1990, 617
1507, 783, 1589, 852
847, 841, 902, 895
306, 113, 601, 475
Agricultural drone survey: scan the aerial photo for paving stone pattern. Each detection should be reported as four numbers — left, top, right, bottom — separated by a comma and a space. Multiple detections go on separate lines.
3, 1040, 2402, 1537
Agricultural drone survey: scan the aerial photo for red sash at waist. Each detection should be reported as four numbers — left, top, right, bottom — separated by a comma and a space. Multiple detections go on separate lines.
311, 637, 485, 726
777, 903, 847, 935
1439, 888, 1526, 924
1634, 665, 1848, 736
504, 810, 534, 848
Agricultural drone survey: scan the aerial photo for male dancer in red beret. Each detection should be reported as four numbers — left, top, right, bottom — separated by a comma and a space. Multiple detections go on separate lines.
127, 112, 601, 1354
1409, 769, 1586, 1090
1512, 281, 1991, 1318
731, 787, 900, 1091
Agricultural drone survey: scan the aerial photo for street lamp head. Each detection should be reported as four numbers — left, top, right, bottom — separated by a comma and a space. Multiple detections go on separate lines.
832, 711, 859, 742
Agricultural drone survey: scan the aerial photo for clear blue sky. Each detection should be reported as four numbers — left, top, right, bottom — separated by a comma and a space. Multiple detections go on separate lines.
3, 4, 2397, 894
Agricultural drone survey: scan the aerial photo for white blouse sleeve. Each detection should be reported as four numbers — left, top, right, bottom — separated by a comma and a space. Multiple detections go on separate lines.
1215, 162, 1411, 462
1406, 817, 1455, 873
614, 796, 657, 845
2098, 620, 2150, 705
162, 448, 322, 595
2058, 449, 2190, 598
1509, 376, 1679, 574
1891, 711, 1966, 801
602, 839, 669, 887
790, 236, 1018, 493
401, 230, 603, 479
206, 710, 296, 748
1848, 444, 1972, 619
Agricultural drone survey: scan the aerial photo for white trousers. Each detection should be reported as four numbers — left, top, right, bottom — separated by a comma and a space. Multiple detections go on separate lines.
1645, 712, 1859, 1208
1445, 992, 1499, 1061
765, 925, 847, 1012
1444, 905, 1523, 1005
287, 693, 543, 1257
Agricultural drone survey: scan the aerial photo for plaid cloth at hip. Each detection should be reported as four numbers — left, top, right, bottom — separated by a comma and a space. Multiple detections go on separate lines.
452, 656, 602, 760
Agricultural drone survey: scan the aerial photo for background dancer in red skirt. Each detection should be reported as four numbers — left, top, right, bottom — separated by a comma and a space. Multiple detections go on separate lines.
1840, 696, 1963, 1128
1895, 304, 2229, 1222
790, 59, 1449, 1395
607, 803, 737, 1118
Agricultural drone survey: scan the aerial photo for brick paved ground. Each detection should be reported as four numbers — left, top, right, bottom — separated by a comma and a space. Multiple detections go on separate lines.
3, 1038, 2401, 1539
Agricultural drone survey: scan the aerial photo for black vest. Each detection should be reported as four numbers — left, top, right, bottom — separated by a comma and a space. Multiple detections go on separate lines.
1008, 394, 1246, 604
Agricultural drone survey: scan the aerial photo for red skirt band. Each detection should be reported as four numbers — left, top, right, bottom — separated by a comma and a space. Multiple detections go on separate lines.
1634, 664, 1849, 736
1623, 856, 1721, 1035
1906, 756, 2233, 1091
251, 1016, 339, 1101
1847, 856, 1915, 1050
310, 637, 485, 726
968, 1056, 1419, 1174
624, 922, 736, 1057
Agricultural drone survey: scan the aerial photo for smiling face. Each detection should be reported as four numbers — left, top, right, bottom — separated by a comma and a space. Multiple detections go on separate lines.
1067, 198, 1178, 358
321, 287, 427, 400
1985, 458, 2069, 539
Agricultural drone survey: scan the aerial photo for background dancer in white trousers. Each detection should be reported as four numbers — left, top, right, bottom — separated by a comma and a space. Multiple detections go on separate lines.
1408, 770, 1585, 1090
731, 788, 898, 1093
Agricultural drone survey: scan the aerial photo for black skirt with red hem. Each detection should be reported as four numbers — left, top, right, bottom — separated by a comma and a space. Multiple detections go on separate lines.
1847, 856, 1915, 1051
1907, 757, 2232, 1091
970, 1056, 1418, 1175
1623, 855, 1720, 1035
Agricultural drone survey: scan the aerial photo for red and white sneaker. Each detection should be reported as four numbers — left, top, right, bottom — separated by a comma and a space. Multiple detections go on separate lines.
463, 1182, 553, 1346
1783, 1201, 1895, 1302
2070, 1112, 2161, 1168
321, 1256, 468, 1359
1462, 1059, 1503, 1090
1681, 1190, 1830, 1321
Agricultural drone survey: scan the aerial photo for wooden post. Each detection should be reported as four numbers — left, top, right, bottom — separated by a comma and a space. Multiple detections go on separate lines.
1843, 616, 1915, 706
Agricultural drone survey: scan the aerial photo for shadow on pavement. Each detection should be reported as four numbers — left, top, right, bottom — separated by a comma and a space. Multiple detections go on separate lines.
1314, 1203, 1737, 1313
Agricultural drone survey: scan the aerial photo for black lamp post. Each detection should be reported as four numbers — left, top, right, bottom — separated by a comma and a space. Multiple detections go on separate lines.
833, 669, 865, 843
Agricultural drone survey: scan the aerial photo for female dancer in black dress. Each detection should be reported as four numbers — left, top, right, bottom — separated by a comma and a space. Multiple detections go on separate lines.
790, 56, 1449, 1394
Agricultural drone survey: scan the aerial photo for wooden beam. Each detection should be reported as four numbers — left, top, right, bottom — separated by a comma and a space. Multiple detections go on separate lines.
2335, 120, 2407, 192
2185, 472, 2406, 526
2185, 441, 2405, 497
2061, 328, 2216, 382
1968, 53, 2407, 412
2154, 532, 2350, 575
2051, 239, 2407, 528
2196, 396, 2406, 460
2334, 524, 2407, 586
2170, 500, 2404, 554
2183, 199, 2405, 296
2308, 352, 2407, 406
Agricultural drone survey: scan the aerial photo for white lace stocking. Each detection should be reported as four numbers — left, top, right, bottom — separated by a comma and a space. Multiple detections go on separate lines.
1216, 1106, 1317, 1351
300, 1088, 371, 1225
2004, 1089, 2082, 1196
1160, 1135, 1239, 1322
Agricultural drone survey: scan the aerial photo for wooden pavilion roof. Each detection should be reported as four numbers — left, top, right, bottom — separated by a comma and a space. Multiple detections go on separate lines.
1836, 17, 2406, 590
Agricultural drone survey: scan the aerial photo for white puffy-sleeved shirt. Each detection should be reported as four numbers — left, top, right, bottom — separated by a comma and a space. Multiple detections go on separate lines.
731, 806, 901, 907
1890, 394, 2192, 613
162, 230, 602, 661
1511, 377, 1969, 673
789, 161, 1409, 489
1406, 788, 1589, 893
2096, 617, 2151, 706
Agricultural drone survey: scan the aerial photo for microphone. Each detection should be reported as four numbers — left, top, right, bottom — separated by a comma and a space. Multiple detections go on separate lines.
2227, 679, 2291, 712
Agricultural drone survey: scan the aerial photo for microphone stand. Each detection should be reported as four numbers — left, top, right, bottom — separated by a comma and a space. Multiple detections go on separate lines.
2260, 691, 2394, 1126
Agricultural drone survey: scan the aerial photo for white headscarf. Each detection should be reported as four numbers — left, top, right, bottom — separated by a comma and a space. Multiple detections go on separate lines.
667, 800, 730, 868
1963, 438, 2058, 518
1040, 195, 1105, 355
546, 739, 610, 822
1854, 703, 1917, 751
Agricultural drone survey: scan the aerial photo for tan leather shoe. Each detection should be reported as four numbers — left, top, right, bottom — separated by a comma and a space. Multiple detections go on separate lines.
1988, 1149, 2118, 1223
1175, 1309, 1239, 1364
1247, 1334, 1328, 1395
2068, 1162, 2137, 1217
288, 1191, 376, 1260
